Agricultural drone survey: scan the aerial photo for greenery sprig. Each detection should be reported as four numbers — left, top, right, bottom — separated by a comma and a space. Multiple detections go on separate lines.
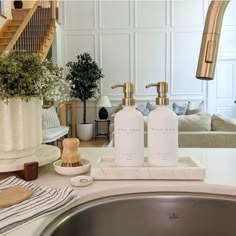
0, 50, 71, 103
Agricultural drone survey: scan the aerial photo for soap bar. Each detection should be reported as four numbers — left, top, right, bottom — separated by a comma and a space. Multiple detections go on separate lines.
0, 186, 33, 208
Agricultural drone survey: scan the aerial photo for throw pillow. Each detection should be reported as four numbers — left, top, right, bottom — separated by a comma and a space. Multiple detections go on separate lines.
173, 102, 189, 116
178, 112, 211, 131
136, 104, 149, 116
42, 106, 60, 130
212, 114, 236, 131
187, 101, 205, 115
146, 102, 156, 112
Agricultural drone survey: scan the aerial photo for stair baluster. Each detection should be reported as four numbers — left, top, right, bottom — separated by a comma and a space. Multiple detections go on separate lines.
0, 0, 57, 60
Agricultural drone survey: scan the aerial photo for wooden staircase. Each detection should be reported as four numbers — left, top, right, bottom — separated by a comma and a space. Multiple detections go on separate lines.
0, 0, 56, 60
0, 19, 23, 52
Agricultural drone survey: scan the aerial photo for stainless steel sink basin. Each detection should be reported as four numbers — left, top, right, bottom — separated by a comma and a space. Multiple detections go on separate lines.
41, 192, 236, 236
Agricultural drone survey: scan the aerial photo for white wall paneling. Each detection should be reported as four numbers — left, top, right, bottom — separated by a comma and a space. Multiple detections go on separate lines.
216, 64, 234, 99
65, 34, 96, 64
52, 23, 65, 66
64, 1, 95, 30
222, 0, 236, 27
135, 0, 167, 28
208, 61, 236, 118
171, 0, 205, 27
100, 33, 131, 96
99, 1, 131, 29
61, 0, 236, 122
219, 31, 236, 56
76, 101, 97, 124
170, 31, 205, 98
135, 32, 167, 96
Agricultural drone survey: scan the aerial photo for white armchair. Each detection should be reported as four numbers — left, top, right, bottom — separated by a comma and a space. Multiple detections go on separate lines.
42, 101, 77, 145
42, 104, 69, 145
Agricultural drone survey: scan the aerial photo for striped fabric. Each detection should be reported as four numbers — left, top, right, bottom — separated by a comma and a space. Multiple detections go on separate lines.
42, 106, 60, 130
0, 176, 79, 235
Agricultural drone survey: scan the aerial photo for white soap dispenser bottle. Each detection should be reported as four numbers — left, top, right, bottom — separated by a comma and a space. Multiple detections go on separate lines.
111, 82, 144, 166
146, 82, 178, 166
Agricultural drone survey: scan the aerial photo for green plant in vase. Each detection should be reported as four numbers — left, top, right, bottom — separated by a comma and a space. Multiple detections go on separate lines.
0, 50, 71, 161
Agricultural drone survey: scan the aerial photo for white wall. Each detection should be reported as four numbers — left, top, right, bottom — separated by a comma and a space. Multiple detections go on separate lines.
1, 0, 12, 18
0, 17, 6, 28
0, 1, 11, 28
57, 0, 236, 122
209, 0, 236, 118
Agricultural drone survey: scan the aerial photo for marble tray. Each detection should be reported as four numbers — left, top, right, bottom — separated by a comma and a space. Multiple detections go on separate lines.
91, 156, 205, 180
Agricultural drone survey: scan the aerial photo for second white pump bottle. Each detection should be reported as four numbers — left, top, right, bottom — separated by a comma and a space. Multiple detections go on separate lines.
146, 82, 178, 166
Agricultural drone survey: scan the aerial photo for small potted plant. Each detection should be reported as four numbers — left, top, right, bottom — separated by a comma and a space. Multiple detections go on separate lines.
0, 50, 71, 159
66, 53, 103, 140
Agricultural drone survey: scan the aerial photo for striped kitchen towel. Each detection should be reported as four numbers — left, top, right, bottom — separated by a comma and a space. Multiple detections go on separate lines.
0, 176, 79, 235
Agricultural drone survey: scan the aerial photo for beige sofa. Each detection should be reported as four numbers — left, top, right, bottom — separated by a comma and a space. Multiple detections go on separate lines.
109, 112, 236, 148
178, 131, 236, 148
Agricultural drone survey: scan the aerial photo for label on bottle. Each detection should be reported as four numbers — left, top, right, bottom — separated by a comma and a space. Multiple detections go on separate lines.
115, 126, 144, 166
148, 123, 178, 166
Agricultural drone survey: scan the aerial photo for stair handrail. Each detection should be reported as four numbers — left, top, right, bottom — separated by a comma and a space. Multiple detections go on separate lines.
0, 13, 7, 20
50, 0, 56, 20
2, 1, 39, 54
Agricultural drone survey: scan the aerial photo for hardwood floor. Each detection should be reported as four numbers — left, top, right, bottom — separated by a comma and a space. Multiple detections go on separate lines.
80, 138, 109, 147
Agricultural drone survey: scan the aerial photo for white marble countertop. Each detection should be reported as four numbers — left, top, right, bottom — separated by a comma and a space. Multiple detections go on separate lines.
2, 147, 236, 236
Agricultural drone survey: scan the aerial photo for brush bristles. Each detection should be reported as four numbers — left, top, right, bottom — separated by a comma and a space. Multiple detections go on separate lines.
61, 162, 83, 167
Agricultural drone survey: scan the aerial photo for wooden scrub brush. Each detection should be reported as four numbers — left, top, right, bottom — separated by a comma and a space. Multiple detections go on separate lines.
61, 138, 83, 167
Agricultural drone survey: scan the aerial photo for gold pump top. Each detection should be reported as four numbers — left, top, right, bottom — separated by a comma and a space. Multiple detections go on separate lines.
146, 82, 169, 105
111, 82, 135, 106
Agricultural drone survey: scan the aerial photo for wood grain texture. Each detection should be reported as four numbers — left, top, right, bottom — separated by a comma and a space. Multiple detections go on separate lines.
0, 186, 32, 208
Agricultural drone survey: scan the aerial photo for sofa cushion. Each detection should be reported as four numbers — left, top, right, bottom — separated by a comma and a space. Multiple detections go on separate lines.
178, 112, 211, 131
178, 131, 236, 148
110, 131, 236, 148
173, 102, 189, 115
187, 101, 205, 115
136, 104, 149, 116
42, 106, 60, 130
146, 102, 156, 112
42, 126, 69, 143
212, 114, 236, 131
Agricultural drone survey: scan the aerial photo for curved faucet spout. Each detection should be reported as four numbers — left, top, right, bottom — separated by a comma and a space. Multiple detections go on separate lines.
196, 0, 230, 81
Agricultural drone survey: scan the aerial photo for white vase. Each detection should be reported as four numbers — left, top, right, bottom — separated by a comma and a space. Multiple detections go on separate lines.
0, 98, 42, 159
77, 123, 94, 141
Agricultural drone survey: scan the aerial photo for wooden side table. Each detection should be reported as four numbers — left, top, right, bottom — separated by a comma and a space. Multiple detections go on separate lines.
94, 119, 110, 140
59, 100, 77, 138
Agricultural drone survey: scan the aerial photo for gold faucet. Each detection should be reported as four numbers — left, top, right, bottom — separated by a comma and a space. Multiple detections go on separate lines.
196, 0, 230, 81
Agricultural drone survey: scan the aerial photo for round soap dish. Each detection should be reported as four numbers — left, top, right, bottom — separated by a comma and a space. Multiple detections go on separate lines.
54, 158, 91, 176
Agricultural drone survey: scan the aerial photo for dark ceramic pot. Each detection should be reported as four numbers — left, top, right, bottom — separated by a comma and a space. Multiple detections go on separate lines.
14, 0, 23, 9
99, 107, 108, 119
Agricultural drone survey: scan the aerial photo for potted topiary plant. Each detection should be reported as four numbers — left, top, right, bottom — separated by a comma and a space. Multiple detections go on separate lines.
66, 53, 103, 141
0, 50, 70, 159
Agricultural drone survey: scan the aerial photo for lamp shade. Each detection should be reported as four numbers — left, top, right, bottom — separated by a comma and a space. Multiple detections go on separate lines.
96, 96, 112, 108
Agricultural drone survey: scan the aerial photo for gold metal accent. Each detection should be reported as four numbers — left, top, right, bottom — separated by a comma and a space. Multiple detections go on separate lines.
111, 82, 135, 106
145, 82, 169, 105
196, 0, 230, 80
